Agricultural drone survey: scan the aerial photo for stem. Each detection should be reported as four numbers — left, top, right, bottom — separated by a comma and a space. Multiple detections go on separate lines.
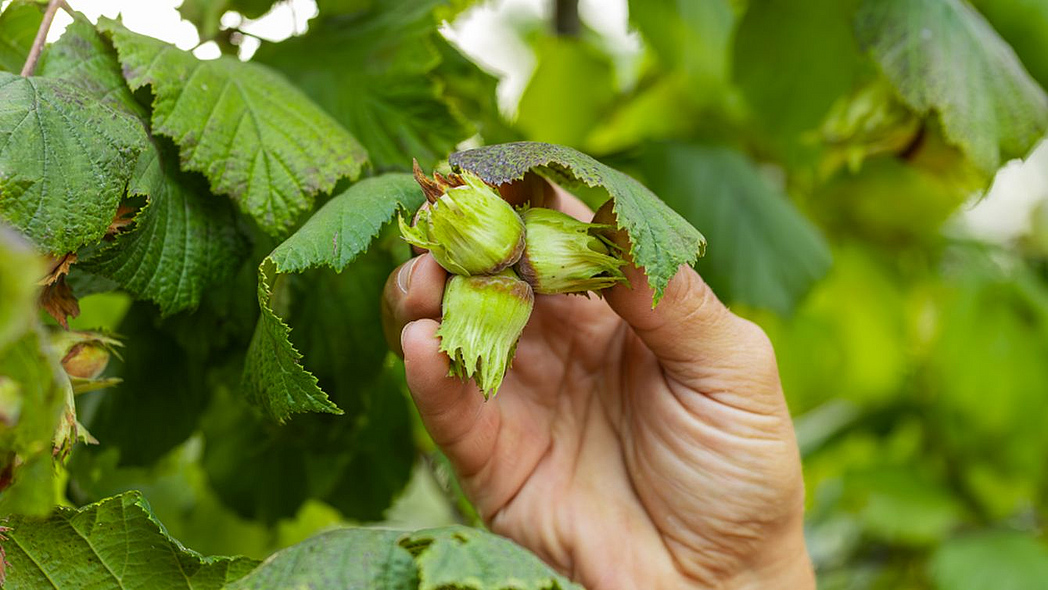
20, 0, 64, 77
553, 0, 580, 37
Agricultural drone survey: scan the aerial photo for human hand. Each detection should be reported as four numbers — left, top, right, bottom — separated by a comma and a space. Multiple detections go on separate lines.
382, 178, 815, 589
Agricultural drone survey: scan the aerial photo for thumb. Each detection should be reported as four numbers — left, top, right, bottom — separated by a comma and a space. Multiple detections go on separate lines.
593, 205, 780, 404
401, 319, 499, 478
603, 262, 749, 368
603, 263, 785, 415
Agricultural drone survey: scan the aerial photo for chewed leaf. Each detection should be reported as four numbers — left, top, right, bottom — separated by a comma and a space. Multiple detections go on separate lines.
450, 141, 705, 304
99, 18, 368, 236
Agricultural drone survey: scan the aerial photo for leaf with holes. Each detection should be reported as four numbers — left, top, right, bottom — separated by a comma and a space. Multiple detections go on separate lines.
408, 526, 583, 590
227, 525, 581, 590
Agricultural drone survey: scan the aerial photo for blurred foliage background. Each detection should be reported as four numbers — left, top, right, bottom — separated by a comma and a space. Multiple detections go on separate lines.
7, 0, 1048, 587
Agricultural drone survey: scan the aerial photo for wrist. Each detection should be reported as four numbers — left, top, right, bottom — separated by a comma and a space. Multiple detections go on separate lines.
719, 520, 814, 590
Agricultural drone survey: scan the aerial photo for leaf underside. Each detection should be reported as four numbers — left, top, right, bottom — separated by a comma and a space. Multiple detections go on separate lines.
856, 0, 1048, 172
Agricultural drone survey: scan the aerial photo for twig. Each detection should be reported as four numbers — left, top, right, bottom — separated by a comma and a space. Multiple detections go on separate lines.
20, 0, 64, 77
553, 0, 580, 37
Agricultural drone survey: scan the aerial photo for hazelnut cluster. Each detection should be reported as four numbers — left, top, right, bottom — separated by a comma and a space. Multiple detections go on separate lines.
399, 163, 626, 397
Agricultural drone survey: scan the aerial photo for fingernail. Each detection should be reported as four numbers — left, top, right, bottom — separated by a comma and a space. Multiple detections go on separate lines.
397, 257, 421, 294
400, 320, 419, 356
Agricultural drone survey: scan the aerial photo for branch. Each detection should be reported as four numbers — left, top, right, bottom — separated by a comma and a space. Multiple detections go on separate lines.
20, 0, 65, 77
553, 0, 580, 37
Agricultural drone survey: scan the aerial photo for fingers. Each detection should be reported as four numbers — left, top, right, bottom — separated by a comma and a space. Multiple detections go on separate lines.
381, 254, 446, 357
604, 263, 740, 363
382, 255, 499, 475
604, 263, 785, 412
401, 319, 499, 477
596, 196, 780, 403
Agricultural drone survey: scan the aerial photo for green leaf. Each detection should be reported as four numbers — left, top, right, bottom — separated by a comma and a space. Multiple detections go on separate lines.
930, 257, 1048, 483
0, 72, 148, 254
408, 526, 583, 590
243, 173, 424, 421
628, 0, 734, 92
36, 20, 243, 315
0, 225, 43, 352
637, 143, 831, 314
36, 17, 147, 119
227, 528, 417, 590
253, 5, 470, 171
812, 156, 972, 245
431, 36, 513, 145
585, 77, 701, 155
179, 0, 279, 39
321, 362, 416, 521
204, 362, 414, 523
0, 229, 64, 517
516, 36, 616, 148
757, 246, 908, 414
201, 387, 339, 523
848, 468, 966, 546
82, 303, 210, 467
80, 140, 246, 316
449, 141, 705, 304
177, 0, 226, 40
0, 1, 42, 73
855, 0, 1048, 172
930, 531, 1048, 590
970, 0, 1048, 92
733, 0, 864, 157
228, 525, 581, 590
98, 18, 367, 235
1, 491, 258, 589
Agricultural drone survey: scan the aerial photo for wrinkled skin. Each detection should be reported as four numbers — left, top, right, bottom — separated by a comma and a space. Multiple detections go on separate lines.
382, 177, 814, 589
